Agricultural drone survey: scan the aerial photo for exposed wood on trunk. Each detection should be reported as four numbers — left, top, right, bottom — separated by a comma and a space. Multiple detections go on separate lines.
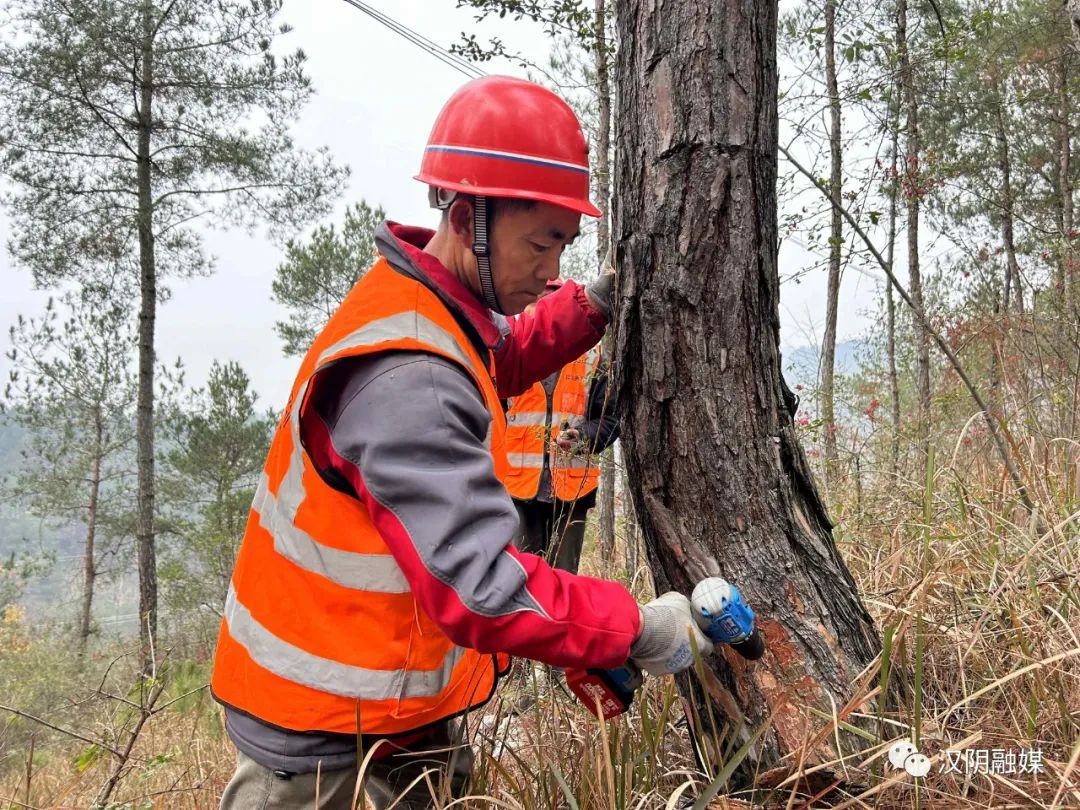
614, 0, 880, 776
821, 0, 843, 481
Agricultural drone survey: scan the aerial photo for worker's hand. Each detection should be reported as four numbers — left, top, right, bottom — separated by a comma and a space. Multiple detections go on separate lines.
630, 592, 714, 676
585, 268, 615, 321
554, 426, 581, 450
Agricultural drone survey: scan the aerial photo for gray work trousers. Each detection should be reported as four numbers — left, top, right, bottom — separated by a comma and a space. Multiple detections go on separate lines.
219, 722, 473, 809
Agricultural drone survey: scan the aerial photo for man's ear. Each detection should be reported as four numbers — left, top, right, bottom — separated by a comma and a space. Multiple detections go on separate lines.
447, 196, 474, 245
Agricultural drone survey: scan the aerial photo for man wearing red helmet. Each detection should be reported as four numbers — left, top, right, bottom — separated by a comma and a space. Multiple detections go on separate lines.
213, 76, 711, 809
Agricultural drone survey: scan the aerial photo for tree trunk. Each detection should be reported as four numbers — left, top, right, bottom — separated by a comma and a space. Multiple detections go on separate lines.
993, 87, 1023, 315
79, 410, 103, 654
898, 0, 932, 469
885, 84, 902, 478
1059, 47, 1076, 317
594, 0, 616, 563
821, 0, 842, 483
991, 84, 1017, 422
135, 3, 158, 673
1058, 44, 1080, 440
614, 0, 879, 777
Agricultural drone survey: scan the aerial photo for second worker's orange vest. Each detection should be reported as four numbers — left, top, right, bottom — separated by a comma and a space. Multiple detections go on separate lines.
212, 258, 510, 737
503, 347, 603, 502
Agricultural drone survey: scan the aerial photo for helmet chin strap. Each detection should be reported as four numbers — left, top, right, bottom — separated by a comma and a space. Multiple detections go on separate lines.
471, 196, 505, 314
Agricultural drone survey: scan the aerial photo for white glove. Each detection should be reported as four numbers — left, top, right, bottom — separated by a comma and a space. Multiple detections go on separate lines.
585, 269, 615, 321
630, 592, 714, 676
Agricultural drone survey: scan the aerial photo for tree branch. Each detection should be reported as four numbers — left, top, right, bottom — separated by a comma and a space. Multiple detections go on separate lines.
0, 704, 123, 758
1, 143, 135, 163
73, 74, 138, 159
151, 0, 181, 40
152, 179, 318, 208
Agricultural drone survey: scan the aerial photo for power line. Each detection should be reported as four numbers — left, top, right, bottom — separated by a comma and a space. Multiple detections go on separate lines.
347, 0, 485, 79
339, 0, 487, 80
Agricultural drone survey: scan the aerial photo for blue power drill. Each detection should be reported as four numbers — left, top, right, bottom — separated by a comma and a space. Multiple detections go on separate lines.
567, 577, 765, 719
690, 576, 766, 660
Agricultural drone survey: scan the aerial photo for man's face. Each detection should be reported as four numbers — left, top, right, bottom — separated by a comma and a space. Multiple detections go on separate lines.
488, 201, 581, 315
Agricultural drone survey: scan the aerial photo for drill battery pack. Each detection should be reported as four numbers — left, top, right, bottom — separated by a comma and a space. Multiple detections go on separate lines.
566, 665, 643, 719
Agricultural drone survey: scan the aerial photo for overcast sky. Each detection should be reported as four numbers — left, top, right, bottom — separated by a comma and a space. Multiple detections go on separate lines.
0, 0, 878, 410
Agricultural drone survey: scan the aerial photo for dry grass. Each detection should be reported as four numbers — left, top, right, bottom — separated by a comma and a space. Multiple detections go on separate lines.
1, 445, 1079, 808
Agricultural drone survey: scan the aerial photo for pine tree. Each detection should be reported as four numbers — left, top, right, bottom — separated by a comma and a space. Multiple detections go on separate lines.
0, 0, 347, 668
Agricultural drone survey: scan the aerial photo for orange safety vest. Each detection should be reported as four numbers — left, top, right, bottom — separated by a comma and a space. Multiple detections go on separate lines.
503, 346, 603, 502
212, 258, 510, 736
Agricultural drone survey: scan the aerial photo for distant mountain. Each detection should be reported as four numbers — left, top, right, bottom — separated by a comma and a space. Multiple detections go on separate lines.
781, 340, 862, 388
0, 419, 26, 473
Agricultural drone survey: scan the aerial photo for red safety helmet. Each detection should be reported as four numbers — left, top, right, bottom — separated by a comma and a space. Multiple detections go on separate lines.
416, 75, 602, 218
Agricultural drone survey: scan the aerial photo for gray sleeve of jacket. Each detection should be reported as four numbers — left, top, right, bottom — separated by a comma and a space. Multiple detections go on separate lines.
317, 352, 547, 621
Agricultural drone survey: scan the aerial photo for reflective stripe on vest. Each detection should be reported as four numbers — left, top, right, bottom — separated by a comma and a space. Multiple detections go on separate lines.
318, 312, 476, 370
224, 586, 467, 700
506, 452, 592, 469
252, 473, 410, 593
503, 347, 603, 500
506, 410, 549, 427
212, 258, 509, 736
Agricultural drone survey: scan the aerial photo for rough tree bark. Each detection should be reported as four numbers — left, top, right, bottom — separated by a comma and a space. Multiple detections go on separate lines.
135, 2, 158, 673
614, 0, 880, 776
821, 0, 843, 482
898, 0, 932, 468
594, 0, 617, 563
